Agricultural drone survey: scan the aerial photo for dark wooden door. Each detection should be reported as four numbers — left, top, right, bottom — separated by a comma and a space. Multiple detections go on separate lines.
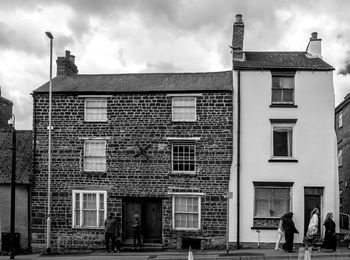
143, 201, 162, 243
304, 195, 321, 236
123, 201, 141, 241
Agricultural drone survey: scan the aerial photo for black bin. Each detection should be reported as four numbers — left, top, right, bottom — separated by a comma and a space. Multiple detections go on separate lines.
1, 233, 20, 252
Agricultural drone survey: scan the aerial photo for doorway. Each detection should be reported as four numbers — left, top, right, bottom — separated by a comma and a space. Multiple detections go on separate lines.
122, 198, 162, 244
304, 187, 323, 236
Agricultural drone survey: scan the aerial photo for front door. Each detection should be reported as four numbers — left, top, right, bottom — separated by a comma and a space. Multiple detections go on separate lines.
304, 187, 323, 236
123, 198, 162, 244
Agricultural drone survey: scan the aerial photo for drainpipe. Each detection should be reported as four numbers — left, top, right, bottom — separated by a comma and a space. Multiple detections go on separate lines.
236, 70, 241, 249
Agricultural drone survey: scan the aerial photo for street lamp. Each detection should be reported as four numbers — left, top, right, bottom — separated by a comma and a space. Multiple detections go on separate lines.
45, 31, 53, 254
8, 114, 16, 259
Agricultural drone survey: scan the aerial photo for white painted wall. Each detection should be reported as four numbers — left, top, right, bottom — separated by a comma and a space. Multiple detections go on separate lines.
229, 69, 338, 244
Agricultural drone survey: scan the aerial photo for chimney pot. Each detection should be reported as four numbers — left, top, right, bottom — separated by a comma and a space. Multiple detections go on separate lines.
235, 14, 243, 23
311, 32, 318, 39
306, 32, 322, 58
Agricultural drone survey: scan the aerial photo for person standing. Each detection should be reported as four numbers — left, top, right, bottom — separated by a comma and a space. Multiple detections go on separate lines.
104, 212, 117, 253
320, 212, 336, 251
133, 214, 142, 249
282, 212, 299, 252
275, 214, 285, 250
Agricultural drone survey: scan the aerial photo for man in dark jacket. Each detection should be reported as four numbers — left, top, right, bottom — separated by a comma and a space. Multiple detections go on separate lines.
104, 212, 117, 252
282, 212, 299, 252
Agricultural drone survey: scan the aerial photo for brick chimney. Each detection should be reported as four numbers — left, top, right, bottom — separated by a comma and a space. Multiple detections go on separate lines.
232, 14, 244, 61
56, 50, 78, 76
306, 32, 322, 59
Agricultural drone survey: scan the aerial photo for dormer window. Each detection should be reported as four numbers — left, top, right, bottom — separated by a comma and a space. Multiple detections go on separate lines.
271, 71, 296, 105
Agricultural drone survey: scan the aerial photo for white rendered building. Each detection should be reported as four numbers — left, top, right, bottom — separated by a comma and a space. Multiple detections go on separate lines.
229, 14, 339, 246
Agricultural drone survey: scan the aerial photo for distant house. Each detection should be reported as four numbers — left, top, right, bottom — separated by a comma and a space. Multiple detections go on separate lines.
0, 92, 33, 252
335, 94, 350, 218
31, 51, 233, 251
229, 14, 339, 246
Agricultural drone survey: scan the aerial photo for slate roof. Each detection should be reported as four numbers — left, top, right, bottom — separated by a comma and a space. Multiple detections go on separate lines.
0, 96, 13, 105
0, 130, 33, 184
33, 71, 233, 94
232, 52, 334, 71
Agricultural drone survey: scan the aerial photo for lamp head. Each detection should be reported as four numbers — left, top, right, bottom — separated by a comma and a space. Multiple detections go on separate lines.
45, 32, 53, 39
8, 114, 15, 127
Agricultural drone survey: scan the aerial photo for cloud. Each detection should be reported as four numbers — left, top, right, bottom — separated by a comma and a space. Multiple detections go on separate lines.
141, 61, 183, 73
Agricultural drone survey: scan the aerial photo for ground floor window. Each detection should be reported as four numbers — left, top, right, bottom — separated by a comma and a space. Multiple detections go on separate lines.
172, 195, 201, 230
72, 190, 107, 228
254, 184, 291, 218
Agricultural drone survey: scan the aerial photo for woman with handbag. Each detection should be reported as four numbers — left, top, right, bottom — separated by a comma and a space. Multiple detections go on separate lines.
304, 208, 320, 248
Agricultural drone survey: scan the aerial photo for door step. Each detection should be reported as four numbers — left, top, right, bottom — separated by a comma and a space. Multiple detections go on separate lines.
121, 243, 163, 252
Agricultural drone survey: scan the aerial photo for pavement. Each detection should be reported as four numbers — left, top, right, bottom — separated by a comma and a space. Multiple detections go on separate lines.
1, 247, 350, 260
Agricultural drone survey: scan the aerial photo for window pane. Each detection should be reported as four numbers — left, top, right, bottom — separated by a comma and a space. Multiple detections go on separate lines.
75, 210, 80, 227
282, 89, 294, 103
255, 188, 290, 217
172, 144, 195, 172
83, 210, 97, 227
172, 97, 196, 121
272, 89, 282, 102
85, 98, 107, 121
83, 194, 96, 209
280, 77, 294, 89
99, 210, 104, 227
273, 129, 292, 157
84, 140, 106, 171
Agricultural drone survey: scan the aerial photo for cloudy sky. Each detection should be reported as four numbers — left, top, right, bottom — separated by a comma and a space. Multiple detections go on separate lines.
1, 0, 350, 129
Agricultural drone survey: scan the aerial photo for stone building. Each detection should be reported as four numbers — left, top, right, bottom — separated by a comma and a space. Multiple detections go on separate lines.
0, 88, 13, 129
31, 51, 233, 251
335, 94, 350, 216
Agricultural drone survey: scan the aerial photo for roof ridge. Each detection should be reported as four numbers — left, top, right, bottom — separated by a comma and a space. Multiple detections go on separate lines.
70, 71, 232, 77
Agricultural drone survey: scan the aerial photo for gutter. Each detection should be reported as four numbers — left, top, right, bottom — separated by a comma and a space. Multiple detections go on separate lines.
236, 69, 241, 249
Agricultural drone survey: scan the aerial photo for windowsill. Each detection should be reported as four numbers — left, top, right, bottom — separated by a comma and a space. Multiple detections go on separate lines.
84, 121, 108, 123
72, 227, 104, 230
269, 158, 298, 163
270, 104, 297, 108
172, 121, 197, 123
170, 171, 197, 176
251, 226, 278, 230
174, 228, 201, 231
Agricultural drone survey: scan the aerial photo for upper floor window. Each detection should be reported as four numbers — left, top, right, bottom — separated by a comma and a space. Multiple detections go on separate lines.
172, 195, 201, 230
84, 98, 107, 122
84, 140, 106, 172
172, 97, 196, 122
339, 111, 343, 128
271, 71, 296, 104
338, 149, 343, 166
72, 190, 107, 228
172, 142, 196, 173
270, 119, 297, 159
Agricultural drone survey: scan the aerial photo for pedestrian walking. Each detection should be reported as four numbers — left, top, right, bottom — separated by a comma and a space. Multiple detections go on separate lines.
275, 214, 285, 250
104, 212, 117, 253
320, 212, 336, 251
282, 212, 299, 253
133, 214, 142, 249
304, 208, 320, 248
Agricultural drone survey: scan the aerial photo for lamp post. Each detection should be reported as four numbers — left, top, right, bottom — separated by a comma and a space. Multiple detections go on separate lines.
45, 31, 53, 254
8, 114, 16, 259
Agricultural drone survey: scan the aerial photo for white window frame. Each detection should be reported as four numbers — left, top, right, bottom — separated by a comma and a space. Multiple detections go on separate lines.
172, 97, 197, 122
84, 139, 107, 172
171, 193, 202, 231
72, 190, 107, 229
271, 123, 296, 159
84, 97, 107, 122
339, 149, 343, 166
339, 111, 343, 128
171, 142, 196, 174
254, 186, 292, 218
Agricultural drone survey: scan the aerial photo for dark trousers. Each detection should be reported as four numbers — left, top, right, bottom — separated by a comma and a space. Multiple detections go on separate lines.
282, 231, 294, 252
133, 230, 141, 248
105, 233, 116, 252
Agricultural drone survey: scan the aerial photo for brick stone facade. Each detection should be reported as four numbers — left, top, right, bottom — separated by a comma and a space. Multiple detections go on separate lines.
336, 95, 350, 215
0, 96, 13, 129
32, 91, 233, 251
